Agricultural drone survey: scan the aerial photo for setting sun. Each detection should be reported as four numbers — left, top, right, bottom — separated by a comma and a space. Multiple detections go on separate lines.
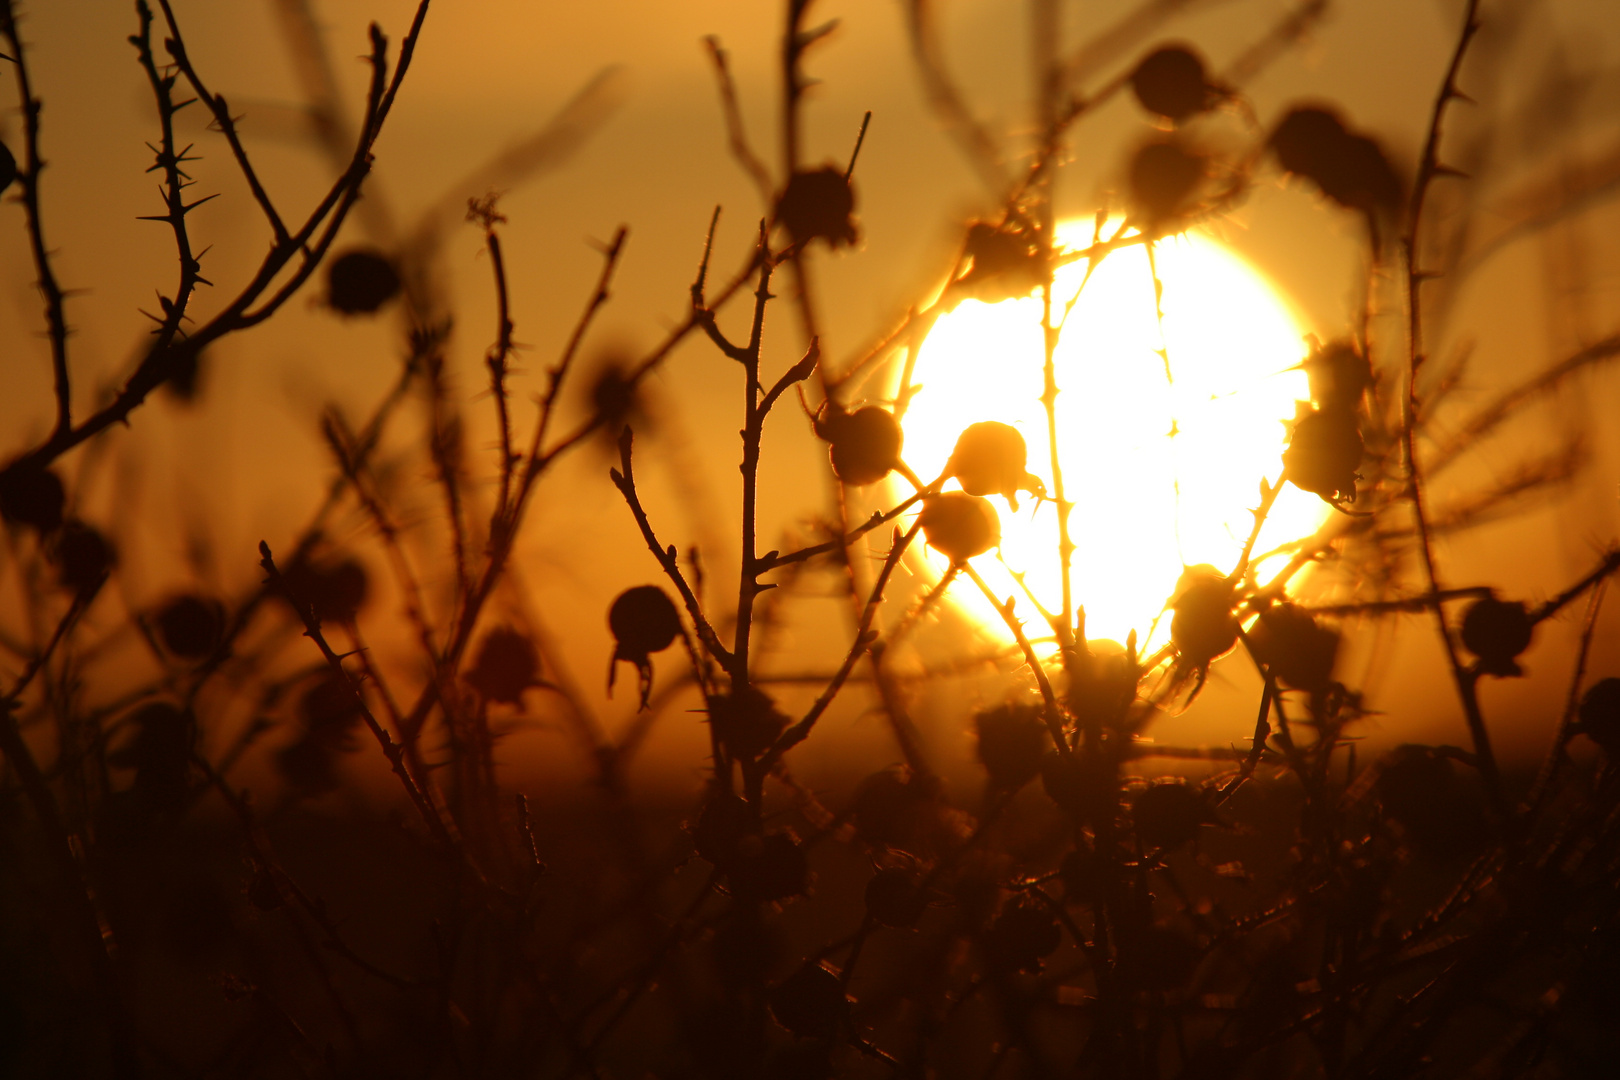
893, 221, 1330, 650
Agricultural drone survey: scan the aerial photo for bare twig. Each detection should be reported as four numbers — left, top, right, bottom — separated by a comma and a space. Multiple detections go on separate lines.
2, 0, 73, 439
762, 521, 923, 769
1399, 0, 1504, 813
703, 35, 775, 208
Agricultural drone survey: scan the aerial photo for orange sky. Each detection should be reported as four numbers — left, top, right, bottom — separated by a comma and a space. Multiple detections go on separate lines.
4, 0, 1620, 786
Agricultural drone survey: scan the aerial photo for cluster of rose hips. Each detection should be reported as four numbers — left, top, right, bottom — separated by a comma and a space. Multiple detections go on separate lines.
0, 461, 116, 595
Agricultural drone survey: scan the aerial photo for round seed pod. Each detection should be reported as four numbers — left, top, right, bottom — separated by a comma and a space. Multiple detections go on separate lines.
986, 899, 1062, 972
0, 139, 16, 194
769, 963, 848, 1039
1270, 106, 1349, 183
947, 422, 1036, 509
1304, 340, 1372, 413
920, 493, 999, 563
280, 557, 369, 624
776, 166, 858, 248
609, 585, 681, 658
54, 520, 115, 594
326, 248, 401, 315
1574, 678, 1620, 755
1459, 597, 1533, 677
300, 673, 364, 749
826, 406, 902, 486
711, 686, 789, 761
974, 702, 1048, 790
155, 594, 226, 659
957, 222, 1044, 302
1284, 408, 1362, 503
729, 831, 812, 903
1130, 45, 1212, 122
1170, 566, 1238, 667
608, 585, 681, 708
865, 867, 928, 928
0, 462, 65, 533
1271, 107, 1402, 214
1128, 139, 1204, 224
692, 791, 754, 868
1132, 781, 1214, 851
1246, 603, 1339, 693
852, 767, 938, 852
465, 626, 541, 704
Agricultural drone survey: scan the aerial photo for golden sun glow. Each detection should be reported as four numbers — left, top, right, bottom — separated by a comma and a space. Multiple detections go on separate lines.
892, 221, 1329, 651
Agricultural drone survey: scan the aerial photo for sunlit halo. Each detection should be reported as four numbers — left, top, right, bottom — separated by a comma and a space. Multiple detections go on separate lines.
890, 220, 1329, 652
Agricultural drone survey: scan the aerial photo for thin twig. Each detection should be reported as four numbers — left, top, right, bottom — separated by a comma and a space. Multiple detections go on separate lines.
763, 521, 924, 769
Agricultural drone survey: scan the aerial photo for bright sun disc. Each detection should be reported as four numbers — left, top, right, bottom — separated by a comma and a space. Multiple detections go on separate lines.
892, 220, 1329, 651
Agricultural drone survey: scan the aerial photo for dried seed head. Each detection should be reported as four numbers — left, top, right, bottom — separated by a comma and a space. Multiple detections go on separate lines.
0, 461, 65, 534
1247, 603, 1339, 693
1132, 781, 1216, 851
920, 492, 1000, 563
1130, 45, 1214, 122
609, 584, 681, 657
710, 685, 789, 761
986, 899, 1062, 972
1284, 407, 1362, 503
769, 963, 848, 1039
1459, 597, 1534, 677
692, 791, 754, 868
155, 593, 226, 659
973, 702, 1048, 790
1574, 678, 1620, 754
947, 421, 1042, 509
957, 222, 1044, 303
1170, 566, 1238, 667
853, 767, 940, 851
465, 626, 541, 704
54, 520, 115, 594
1271, 106, 1403, 214
326, 248, 401, 315
822, 405, 902, 486
1271, 107, 1348, 178
776, 166, 858, 248
1066, 645, 1138, 733
1128, 139, 1205, 224
281, 557, 369, 624
1304, 339, 1372, 413
608, 585, 681, 708
865, 867, 928, 928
